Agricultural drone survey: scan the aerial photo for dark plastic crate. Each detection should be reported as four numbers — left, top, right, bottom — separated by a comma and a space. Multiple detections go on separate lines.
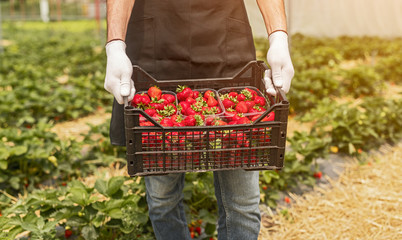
124, 61, 289, 176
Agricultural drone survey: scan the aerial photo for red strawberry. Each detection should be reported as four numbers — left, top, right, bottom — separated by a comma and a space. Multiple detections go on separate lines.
195, 227, 201, 235
171, 114, 182, 123
140, 121, 154, 126
139, 114, 147, 122
237, 117, 251, 124
228, 120, 238, 125
284, 196, 291, 204
206, 116, 215, 126
214, 119, 228, 126
141, 94, 151, 106
161, 94, 175, 104
228, 91, 238, 98
204, 90, 215, 99
250, 112, 274, 122
250, 114, 262, 122
250, 105, 264, 114
193, 91, 200, 99
185, 106, 198, 116
145, 108, 156, 117
176, 85, 193, 101
241, 88, 256, 100
184, 116, 196, 126
65, 229, 73, 239
262, 112, 275, 121
148, 86, 162, 100
150, 98, 166, 110
207, 96, 218, 107
132, 94, 143, 107
248, 108, 260, 115
235, 101, 248, 113
179, 101, 191, 113
132, 93, 151, 108
232, 113, 244, 122
313, 171, 322, 179
186, 97, 197, 105
222, 98, 235, 109
160, 118, 174, 127
212, 106, 222, 114
244, 87, 257, 97
224, 109, 237, 121
174, 121, 186, 127
244, 100, 255, 110
237, 93, 246, 102
153, 113, 163, 121
254, 96, 266, 106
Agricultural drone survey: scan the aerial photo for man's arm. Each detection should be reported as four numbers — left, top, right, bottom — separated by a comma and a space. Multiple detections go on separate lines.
104, 0, 136, 104
256, 0, 287, 35
256, 0, 294, 96
107, 0, 135, 42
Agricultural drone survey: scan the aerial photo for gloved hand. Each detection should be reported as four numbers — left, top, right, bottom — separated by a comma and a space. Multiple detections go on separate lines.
104, 40, 135, 104
264, 31, 294, 96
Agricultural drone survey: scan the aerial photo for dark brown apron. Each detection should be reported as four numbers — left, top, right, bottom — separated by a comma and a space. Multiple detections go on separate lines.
110, 0, 256, 146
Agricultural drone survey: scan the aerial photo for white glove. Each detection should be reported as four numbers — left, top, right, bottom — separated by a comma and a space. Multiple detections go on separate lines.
104, 40, 135, 104
264, 31, 294, 96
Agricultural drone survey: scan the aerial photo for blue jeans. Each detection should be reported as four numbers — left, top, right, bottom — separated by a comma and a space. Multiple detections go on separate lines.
144, 170, 261, 240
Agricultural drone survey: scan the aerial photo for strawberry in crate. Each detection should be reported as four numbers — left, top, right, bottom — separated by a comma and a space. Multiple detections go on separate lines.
218, 87, 275, 124
131, 86, 179, 126
176, 85, 222, 118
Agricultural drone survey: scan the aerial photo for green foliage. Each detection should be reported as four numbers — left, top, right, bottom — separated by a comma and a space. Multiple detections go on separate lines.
0, 21, 112, 128
292, 46, 343, 70
340, 66, 383, 98
0, 120, 81, 193
375, 51, 402, 83
300, 97, 402, 154
0, 178, 153, 240
287, 67, 340, 113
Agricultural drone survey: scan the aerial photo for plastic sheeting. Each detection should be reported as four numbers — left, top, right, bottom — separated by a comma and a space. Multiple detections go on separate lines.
245, 0, 402, 38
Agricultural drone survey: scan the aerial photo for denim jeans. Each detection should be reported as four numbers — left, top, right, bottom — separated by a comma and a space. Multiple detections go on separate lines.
144, 169, 261, 240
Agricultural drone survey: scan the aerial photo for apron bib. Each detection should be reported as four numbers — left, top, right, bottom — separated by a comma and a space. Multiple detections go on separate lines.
110, 0, 256, 146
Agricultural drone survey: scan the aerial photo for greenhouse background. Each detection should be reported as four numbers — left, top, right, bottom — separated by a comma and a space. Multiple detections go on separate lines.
1, 0, 402, 37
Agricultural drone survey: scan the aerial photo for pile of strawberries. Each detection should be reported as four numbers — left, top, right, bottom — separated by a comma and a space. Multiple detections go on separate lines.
219, 87, 275, 124
130, 85, 276, 170
131, 85, 274, 127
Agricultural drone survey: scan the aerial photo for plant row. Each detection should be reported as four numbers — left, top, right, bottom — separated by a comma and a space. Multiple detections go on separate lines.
0, 22, 112, 128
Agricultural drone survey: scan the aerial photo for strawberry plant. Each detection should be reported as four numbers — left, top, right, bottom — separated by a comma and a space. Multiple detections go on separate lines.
375, 51, 402, 83
0, 22, 111, 127
0, 177, 153, 240
300, 97, 402, 154
340, 65, 383, 98
287, 67, 340, 113
0, 120, 83, 194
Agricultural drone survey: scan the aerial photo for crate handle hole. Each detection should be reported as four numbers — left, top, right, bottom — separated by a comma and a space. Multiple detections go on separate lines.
130, 161, 134, 166
279, 154, 283, 159
129, 139, 133, 145
281, 131, 285, 138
